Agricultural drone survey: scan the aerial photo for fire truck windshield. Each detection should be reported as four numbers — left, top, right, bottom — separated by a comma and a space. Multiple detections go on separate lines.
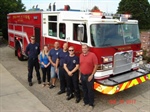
90, 24, 140, 47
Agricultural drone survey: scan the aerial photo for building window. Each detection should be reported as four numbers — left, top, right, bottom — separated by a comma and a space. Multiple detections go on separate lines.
73, 24, 87, 43
59, 23, 66, 39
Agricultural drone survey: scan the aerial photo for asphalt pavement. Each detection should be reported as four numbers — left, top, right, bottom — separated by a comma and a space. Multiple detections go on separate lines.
0, 62, 150, 112
0, 49, 150, 112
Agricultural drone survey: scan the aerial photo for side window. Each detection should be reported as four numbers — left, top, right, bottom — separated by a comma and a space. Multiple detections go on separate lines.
73, 24, 87, 43
59, 23, 66, 39
48, 16, 57, 37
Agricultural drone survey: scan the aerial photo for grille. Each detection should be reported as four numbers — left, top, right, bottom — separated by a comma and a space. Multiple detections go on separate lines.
113, 50, 133, 75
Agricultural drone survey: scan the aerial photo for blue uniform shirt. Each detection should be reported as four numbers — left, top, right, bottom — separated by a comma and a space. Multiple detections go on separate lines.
40, 52, 50, 68
58, 50, 69, 67
25, 43, 40, 59
64, 55, 79, 71
48, 48, 62, 66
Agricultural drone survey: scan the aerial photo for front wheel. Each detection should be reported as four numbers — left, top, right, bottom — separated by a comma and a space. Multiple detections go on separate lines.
16, 44, 24, 61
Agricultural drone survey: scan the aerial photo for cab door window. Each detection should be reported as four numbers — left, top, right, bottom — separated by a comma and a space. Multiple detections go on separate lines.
48, 16, 57, 37
73, 24, 87, 43
59, 23, 66, 39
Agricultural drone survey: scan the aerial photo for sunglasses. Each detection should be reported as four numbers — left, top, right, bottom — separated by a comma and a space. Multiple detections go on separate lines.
69, 49, 74, 51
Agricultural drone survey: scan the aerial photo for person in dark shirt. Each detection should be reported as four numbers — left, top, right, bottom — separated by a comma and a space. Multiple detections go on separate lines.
25, 36, 41, 86
48, 41, 61, 89
56, 43, 69, 95
64, 46, 81, 103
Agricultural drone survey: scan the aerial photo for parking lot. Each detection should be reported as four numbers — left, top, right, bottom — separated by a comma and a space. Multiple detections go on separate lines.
0, 45, 150, 112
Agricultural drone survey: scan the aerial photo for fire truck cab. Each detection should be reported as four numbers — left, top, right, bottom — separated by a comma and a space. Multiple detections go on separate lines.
7, 9, 150, 94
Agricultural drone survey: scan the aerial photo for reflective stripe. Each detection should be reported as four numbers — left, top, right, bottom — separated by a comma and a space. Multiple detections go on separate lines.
140, 76, 145, 82
94, 74, 150, 95
108, 86, 116, 94
128, 79, 138, 88
120, 82, 128, 91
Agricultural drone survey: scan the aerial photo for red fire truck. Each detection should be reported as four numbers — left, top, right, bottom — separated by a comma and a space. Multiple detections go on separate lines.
7, 7, 150, 95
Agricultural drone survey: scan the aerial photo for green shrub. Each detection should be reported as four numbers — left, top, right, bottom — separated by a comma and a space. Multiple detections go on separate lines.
142, 49, 150, 63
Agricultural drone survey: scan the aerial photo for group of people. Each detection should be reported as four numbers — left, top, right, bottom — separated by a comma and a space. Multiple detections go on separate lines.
25, 36, 98, 109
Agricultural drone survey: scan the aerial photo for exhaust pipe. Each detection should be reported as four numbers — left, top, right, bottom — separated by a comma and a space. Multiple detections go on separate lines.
53, 2, 56, 11
49, 3, 51, 11
36, 5, 38, 8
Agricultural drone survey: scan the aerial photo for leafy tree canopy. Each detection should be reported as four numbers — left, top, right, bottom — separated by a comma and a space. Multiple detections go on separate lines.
117, 0, 150, 30
0, 0, 26, 39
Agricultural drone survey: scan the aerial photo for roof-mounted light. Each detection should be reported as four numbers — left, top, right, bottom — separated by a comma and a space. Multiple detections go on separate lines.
119, 14, 132, 22
92, 12, 103, 16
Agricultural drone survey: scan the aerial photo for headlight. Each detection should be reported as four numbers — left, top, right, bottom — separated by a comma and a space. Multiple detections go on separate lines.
102, 56, 113, 63
102, 63, 113, 70
136, 50, 143, 56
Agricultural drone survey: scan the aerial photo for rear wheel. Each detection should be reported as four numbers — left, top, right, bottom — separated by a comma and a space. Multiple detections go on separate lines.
16, 44, 24, 61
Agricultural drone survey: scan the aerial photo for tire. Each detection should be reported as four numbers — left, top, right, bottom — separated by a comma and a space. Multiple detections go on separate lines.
15, 49, 17, 56
16, 44, 24, 61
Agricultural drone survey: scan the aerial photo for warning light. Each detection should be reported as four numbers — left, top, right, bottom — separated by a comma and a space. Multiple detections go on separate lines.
122, 14, 131, 18
64, 5, 70, 11
92, 12, 103, 16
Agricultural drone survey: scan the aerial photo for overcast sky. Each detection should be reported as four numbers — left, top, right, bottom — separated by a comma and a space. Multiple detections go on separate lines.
22, 0, 150, 13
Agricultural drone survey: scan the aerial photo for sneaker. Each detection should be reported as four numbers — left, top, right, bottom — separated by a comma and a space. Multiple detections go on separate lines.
42, 84, 46, 87
38, 80, 41, 84
66, 94, 74, 100
83, 103, 88, 106
87, 105, 94, 112
46, 82, 50, 87
29, 82, 33, 86
57, 91, 65, 95
49, 85, 55, 89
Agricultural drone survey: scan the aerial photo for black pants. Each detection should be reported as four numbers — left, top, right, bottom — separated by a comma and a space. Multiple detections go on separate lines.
81, 73, 94, 106
66, 71, 80, 99
41, 66, 50, 83
28, 58, 41, 82
59, 66, 67, 92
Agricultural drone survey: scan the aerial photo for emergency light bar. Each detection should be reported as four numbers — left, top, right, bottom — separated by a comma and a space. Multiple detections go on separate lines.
90, 12, 132, 21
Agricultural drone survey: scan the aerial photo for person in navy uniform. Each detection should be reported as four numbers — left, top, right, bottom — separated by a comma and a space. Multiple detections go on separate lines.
48, 41, 61, 89
25, 36, 41, 86
56, 43, 69, 95
64, 46, 81, 103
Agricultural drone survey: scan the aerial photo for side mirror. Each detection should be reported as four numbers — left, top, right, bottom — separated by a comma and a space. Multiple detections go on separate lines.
77, 24, 84, 41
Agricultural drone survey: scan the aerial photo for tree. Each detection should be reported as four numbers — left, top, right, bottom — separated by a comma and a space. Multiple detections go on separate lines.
0, 0, 26, 40
117, 0, 150, 30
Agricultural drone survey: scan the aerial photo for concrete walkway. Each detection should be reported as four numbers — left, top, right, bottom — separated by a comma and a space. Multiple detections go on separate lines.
0, 64, 51, 112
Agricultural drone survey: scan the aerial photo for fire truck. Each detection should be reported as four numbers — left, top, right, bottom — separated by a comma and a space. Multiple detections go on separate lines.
7, 6, 150, 95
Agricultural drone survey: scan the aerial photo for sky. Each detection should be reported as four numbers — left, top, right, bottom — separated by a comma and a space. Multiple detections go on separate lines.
22, 0, 150, 13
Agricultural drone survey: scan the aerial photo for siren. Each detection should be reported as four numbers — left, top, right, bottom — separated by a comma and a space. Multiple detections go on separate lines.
64, 5, 70, 11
